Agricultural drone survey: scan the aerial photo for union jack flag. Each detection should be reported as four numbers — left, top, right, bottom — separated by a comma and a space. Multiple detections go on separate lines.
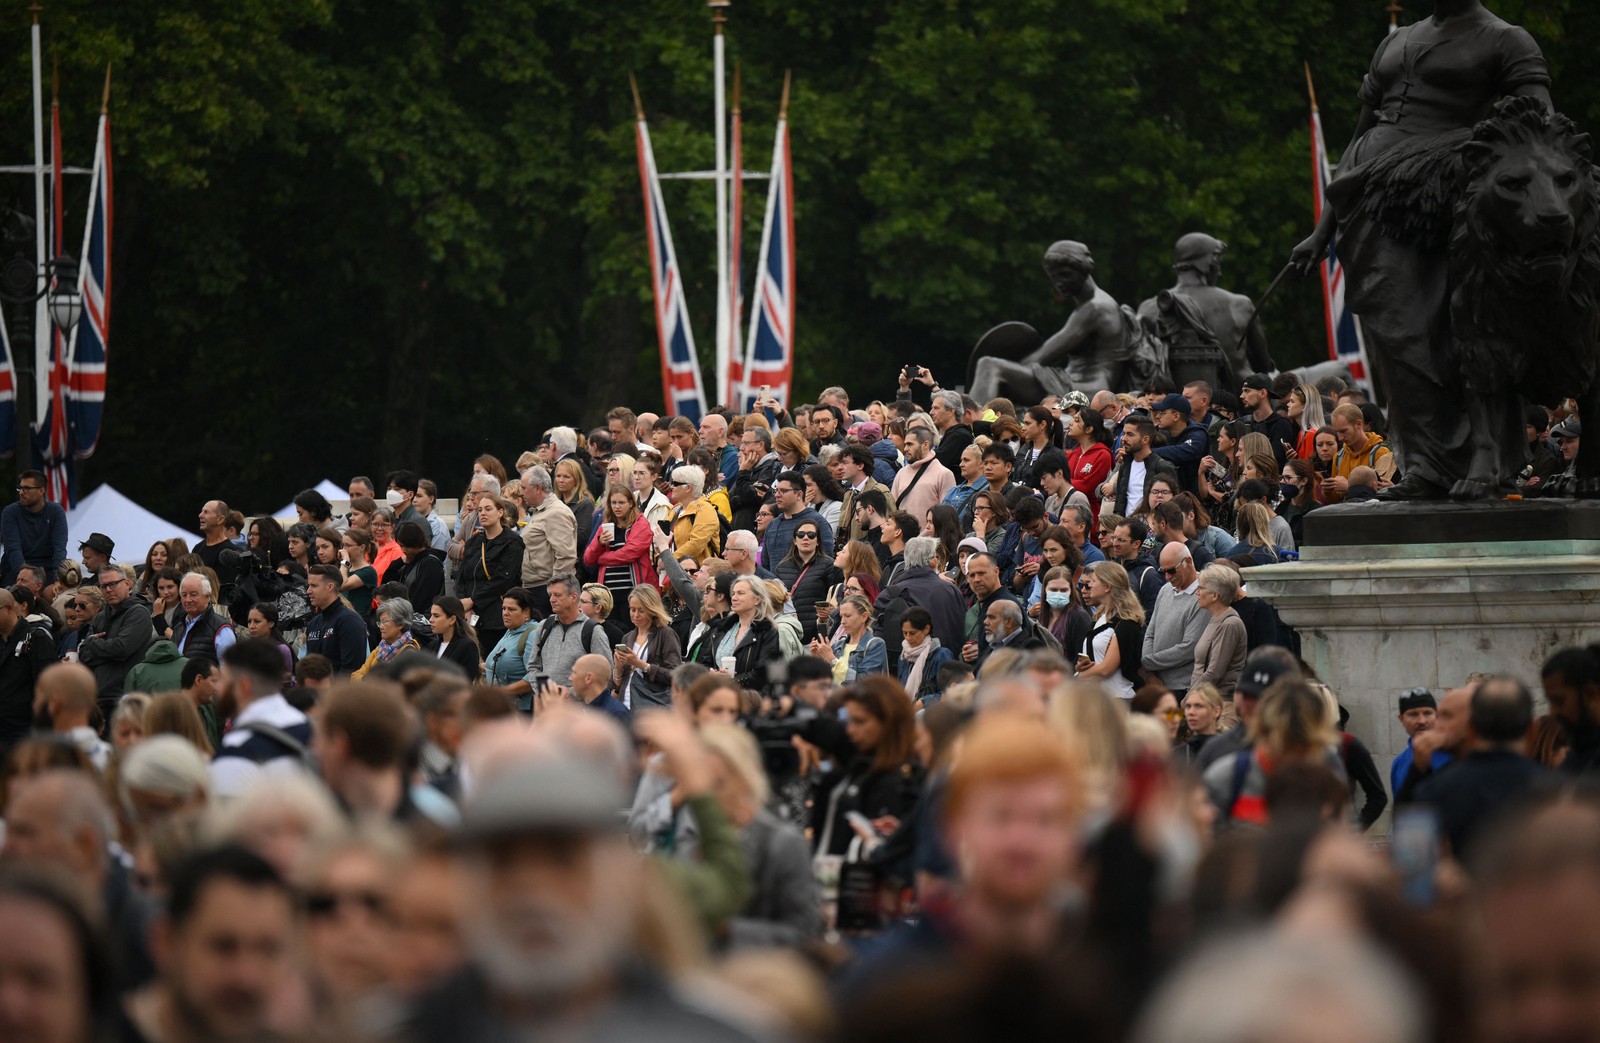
67, 106, 111, 463
738, 91, 794, 411
635, 110, 708, 423
1309, 69, 1374, 397
35, 86, 72, 506
0, 294, 14, 458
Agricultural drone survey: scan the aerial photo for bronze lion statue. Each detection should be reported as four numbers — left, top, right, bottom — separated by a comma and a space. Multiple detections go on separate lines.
1450, 95, 1600, 498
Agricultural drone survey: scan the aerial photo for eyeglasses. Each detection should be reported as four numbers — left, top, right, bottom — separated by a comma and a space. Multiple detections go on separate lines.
102, 577, 129, 588
305, 890, 385, 919
14, 485, 41, 493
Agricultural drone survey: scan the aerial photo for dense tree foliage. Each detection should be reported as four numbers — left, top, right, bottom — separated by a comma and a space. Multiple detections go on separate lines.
0, 0, 1593, 518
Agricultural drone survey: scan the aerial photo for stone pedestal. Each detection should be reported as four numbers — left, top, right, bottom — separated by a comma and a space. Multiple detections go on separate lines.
1246, 500, 1600, 823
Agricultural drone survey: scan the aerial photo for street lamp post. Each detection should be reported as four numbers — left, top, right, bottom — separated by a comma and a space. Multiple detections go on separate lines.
0, 207, 82, 470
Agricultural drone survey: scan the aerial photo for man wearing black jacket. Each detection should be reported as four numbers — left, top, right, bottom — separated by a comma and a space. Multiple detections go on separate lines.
1414, 677, 1552, 861
1103, 415, 1177, 517
929, 389, 974, 476
0, 588, 54, 746
304, 565, 367, 675
78, 566, 155, 724
1240, 373, 1298, 468
1107, 518, 1164, 621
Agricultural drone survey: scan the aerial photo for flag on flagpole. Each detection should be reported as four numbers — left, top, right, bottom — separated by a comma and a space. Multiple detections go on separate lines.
67, 79, 112, 464
38, 72, 72, 507
725, 78, 745, 406
1307, 65, 1374, 397
632, 78, 709, 423
739, 72, 795, 412
0, 300, 15, 458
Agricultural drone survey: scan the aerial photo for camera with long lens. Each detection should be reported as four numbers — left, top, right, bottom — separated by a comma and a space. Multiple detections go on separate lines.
741, 660, 815, 785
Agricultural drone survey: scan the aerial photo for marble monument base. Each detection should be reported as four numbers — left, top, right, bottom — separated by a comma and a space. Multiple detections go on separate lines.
1246, 500, 1600, 826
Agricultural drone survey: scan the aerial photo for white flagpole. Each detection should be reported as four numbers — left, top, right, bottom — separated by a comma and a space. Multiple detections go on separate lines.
710, 0, 730, 408
30, 4, 47, 432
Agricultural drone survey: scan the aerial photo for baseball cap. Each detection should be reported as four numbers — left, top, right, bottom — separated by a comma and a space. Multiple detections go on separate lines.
457, 757, 626, 843
1554, 417, 1582, 439
849, 421, 883, 444
1240, 373, 1273, 393
1236, 657, 1297, 699
1153, 393, 1192, 418
78, 533, 115, 557
1398, 687, 1436, 713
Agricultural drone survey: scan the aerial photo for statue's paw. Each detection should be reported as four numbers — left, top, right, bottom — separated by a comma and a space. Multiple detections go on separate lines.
1450, 478, 1495, 501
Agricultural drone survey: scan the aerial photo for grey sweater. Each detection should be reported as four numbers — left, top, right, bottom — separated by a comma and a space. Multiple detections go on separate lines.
1139, 582, 1208, 690
1191, 608, 1248, 699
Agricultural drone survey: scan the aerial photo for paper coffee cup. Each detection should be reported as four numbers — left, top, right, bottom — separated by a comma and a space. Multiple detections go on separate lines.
719, 656, 737, 674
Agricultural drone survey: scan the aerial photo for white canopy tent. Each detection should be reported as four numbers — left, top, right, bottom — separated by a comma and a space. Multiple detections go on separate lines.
66, 485, 202, 566
273, 479, 346, 520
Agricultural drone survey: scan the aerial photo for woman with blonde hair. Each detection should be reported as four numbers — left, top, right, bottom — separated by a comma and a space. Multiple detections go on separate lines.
1204, 679, 1337, 828
1075, 560, 1145, 700
772, 427, 814, 471
142, 691, 214, 756
614, 584, 682, 711
1285, 382, 1328, 462
553, 456, 597, 549
1227, 501, 1280, 567
811, 594, 887, 683
605, 452, 636, 493
700, 723, 823, 948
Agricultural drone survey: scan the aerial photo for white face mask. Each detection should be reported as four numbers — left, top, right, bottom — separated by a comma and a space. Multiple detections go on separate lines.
385, 489, 405, 507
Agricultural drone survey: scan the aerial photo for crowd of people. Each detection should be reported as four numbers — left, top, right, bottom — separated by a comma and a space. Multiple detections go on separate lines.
0, 366, 1589, 1043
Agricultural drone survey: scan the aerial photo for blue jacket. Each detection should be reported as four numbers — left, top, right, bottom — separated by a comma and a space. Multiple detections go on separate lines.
869, 440, 900, 486
831, 631, 889, 682
1389, 742, 1453, 796
0, 500, 68, 585
896, 643, 955, 700
1152, 420, 1210, 493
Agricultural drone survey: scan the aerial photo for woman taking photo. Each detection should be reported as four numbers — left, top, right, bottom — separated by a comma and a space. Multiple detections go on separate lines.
803, 463, 845, 534
775, 520, 842, 645
613, 584, 683, 711
698, 575, 782, 691
484, 587, 539, 709
895, 606, 954, 704
1190, 563, 1248, 701
457, 493, 522, 653
811, 595, 888, 684
583, 485, 657, 625
803, 676, 923, 858
1077, 560, 1145, 700
355, 597, 422, 680
1197, 419, 1248, 529
683, 566, 735, 665
1285, 382, 1328, 462
816, 568, 880, 645
428, 595, 482, 679
336, 528, 378, 624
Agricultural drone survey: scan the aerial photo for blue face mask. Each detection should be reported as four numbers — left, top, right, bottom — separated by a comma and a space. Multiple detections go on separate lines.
1045, 591, 1073, 608
1279, 482, 1299, 501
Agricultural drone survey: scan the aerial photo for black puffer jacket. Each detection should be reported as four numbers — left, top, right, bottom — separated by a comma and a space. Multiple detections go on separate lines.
773, 554, 842, 645
694, 615, 783, 691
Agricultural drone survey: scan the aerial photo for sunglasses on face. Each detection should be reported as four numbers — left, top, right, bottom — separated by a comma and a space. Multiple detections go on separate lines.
794, 532, 818, 540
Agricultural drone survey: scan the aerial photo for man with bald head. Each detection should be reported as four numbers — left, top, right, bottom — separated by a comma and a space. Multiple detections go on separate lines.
4, 769, 155, 988
0, 586, 54, 746
1139, 542, 1208, 700
563, 652, 632, 726
34, 662, 111, 771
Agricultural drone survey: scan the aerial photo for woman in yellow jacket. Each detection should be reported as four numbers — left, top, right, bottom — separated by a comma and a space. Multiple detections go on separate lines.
667, 465, 723, 565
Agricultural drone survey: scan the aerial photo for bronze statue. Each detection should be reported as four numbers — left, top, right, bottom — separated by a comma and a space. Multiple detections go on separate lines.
1451, 97, 1600, 497
1137, 234, 1272, 390
970, 241, 1132, 402
1289, 0, 1566, 499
